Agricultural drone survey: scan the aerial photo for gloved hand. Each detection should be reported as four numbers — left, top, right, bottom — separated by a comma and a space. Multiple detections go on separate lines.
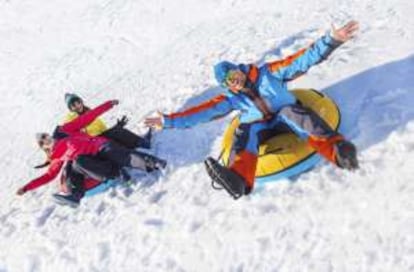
116, 115, 129, 128
16, 187, 26, 196
144, 111, 164, 129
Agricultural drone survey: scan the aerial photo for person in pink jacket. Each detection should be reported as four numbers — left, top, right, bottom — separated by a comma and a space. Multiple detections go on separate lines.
17, 100, 166, 206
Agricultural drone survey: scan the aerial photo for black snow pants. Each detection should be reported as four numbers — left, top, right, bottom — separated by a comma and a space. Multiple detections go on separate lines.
101, 125, 151, 149
72, 142, 164, 182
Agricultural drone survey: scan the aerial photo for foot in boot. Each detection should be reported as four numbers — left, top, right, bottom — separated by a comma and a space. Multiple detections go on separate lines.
53, 193, 82, 208
144, 155, 167, 172
204, 157, 248, 200
120, 168, 133, 185
334, 140, 359, 170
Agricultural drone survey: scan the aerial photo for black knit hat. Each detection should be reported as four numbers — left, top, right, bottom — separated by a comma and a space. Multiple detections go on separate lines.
64, 93, 82, 109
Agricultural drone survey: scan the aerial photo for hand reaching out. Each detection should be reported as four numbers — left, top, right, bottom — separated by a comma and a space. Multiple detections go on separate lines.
116, 115, 129, 128
144, 112, 164, 129
16, 188, 26, 196
332, 20, 359, 42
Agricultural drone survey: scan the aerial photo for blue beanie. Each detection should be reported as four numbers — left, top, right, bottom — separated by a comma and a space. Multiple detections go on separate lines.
64, 93, 82, 109
214, 61, 238, 85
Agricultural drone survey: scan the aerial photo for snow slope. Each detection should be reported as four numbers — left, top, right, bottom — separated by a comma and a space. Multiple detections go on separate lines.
0, 0, 413, 271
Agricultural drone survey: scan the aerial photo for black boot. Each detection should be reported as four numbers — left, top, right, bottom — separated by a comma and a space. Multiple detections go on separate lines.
204, 157, 248, 200
54, 168, 85, 207
119, 167, 133, 185
132, 151, 167, 172
334, 140, 359, 170
144, 155, 167, 172
52, 193, 82, 208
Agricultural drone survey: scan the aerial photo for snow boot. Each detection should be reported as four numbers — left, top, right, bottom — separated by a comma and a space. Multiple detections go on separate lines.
119, 168, 134, 186
204, 157, 248, 200
52, 193, 82, 208
139, 152, 167, 173
334, 139, 359, 170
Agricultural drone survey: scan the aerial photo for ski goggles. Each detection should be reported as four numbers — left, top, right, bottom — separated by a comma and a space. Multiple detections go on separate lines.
222, 70, 240, 87
222, 70, 246, 90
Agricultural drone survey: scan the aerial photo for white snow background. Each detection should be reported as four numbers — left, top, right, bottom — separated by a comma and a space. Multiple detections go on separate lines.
0, 0, 413, 271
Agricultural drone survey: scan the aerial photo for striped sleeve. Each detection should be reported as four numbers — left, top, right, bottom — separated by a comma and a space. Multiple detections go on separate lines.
163, 95, 234, 129
267, 34, 343, 81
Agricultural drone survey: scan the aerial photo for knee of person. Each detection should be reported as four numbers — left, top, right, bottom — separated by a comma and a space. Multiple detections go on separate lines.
235, 124, 251, 135
279, 105, 296, 116
281, 104, 311, 119
74, 155, 89, 169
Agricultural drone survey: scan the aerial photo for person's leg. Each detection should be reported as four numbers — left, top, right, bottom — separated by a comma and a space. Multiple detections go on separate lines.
98, 142, 166, 172
59, 163, 72, 194
53, 161, 87, 205
228, 122, 269, 193
205, 121, 271, 198
277, 104, 358, 169
64, 162, 85, 197
101, 126, 151, 149
277, 104, 335, 138
73, 155, 120, 181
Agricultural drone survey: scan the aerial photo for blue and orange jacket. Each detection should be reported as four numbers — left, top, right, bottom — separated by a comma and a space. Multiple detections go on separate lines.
163, 34, 342, 128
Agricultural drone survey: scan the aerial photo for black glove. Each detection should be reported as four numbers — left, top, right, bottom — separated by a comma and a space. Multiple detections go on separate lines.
116, 115, 129, 128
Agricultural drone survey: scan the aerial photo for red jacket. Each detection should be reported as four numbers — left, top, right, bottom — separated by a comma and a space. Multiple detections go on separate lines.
22, 101, 114, 192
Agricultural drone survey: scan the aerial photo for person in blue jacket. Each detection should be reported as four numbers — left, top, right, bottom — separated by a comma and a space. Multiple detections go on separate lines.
145, 20, 360, 199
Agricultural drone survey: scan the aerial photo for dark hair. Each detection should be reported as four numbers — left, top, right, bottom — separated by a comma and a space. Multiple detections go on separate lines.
65, 93, 83, 110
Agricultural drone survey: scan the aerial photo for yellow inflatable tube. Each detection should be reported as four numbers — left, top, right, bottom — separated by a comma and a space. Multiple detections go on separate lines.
220, 89, 341, 181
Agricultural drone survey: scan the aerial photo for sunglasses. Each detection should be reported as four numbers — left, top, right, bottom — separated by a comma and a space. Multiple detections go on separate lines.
223, 70, 244, 88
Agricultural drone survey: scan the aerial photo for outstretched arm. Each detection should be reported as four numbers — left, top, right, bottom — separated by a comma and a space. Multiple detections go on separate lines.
267, 20, 359, 81
60, 100, 118, 133
17, 160, 64, 195
145, 94, 234, 129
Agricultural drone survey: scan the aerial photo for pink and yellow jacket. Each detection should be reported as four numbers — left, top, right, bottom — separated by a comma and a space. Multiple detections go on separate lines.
22, 101, 115, 192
